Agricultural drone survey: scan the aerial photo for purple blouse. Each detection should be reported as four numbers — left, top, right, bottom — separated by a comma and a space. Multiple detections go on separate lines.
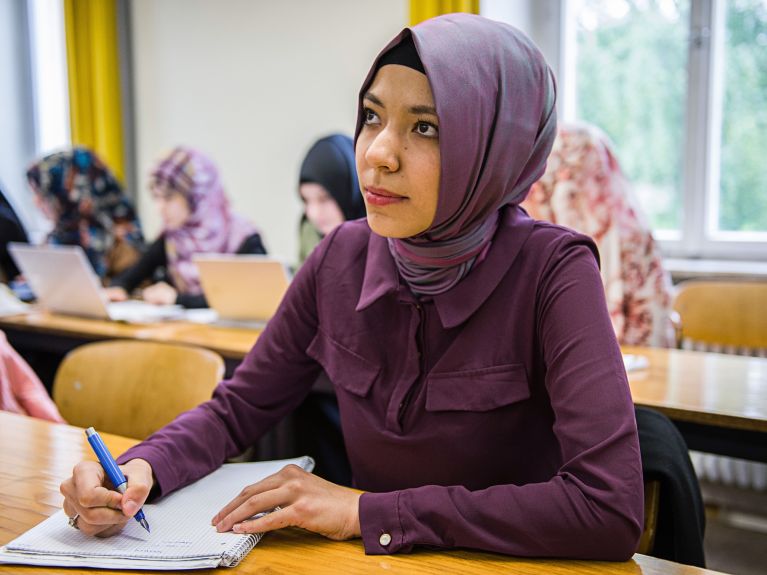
118, 206, 643, 560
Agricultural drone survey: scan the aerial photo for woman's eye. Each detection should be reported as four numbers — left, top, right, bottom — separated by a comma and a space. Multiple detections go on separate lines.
415, 121, 438, 138
363, 108, 380, 125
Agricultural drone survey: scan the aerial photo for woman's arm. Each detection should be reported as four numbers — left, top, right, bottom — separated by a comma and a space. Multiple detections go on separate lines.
110, 236, 166, 293
358, 237, 643, 561
114, 230, 332, 496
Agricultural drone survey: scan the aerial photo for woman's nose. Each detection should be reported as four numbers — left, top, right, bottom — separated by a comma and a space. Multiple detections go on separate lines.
365, 129, 400, 172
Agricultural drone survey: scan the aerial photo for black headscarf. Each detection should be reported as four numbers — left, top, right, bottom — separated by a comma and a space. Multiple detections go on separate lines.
299, 134, 365, 222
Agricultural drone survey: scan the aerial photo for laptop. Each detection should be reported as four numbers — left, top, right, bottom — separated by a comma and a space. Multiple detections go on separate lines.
193, 254, 291, 327
8, 243, 184, 322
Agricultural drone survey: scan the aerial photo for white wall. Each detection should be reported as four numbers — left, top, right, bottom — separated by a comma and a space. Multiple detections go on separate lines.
130, 0, 407, 264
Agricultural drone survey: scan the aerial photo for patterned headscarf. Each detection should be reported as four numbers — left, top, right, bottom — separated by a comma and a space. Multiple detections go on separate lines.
151, 147, 258, 295
26, 147, 143, 278
355, 14, 557, 296
523, 123, 675, 347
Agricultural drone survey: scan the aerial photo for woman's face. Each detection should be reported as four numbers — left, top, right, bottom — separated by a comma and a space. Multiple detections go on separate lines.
31, 189, 57, 223
299, 182, 345, 236
151, 185, 191, 230
356, 64, 440, 238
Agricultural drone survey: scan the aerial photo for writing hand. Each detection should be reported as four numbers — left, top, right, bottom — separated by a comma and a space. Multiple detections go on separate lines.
60, 458, 154, 537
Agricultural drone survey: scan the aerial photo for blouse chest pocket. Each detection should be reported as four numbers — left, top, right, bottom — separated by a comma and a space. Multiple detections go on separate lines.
425, 363, 530, 412
306, 330, 380, 398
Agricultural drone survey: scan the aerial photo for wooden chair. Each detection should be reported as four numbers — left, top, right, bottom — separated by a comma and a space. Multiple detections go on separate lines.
637, 479, 660, 555
53, 340, 224, 440
673, 280, 767, 350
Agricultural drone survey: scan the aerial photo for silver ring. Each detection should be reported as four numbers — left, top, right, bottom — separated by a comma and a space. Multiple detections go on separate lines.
68, 514, 80, 530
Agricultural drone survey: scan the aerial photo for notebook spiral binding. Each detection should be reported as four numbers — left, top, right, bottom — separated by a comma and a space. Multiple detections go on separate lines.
221, 533, 262, 567
220, 456, 314, 567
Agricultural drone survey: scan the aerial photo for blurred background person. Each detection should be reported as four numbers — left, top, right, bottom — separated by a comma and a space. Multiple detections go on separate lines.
25, 147, 144, 281
107, 147, 266, 308
297, 134, 365, 266
523, 123, 675, 347
0, 184, 28, 282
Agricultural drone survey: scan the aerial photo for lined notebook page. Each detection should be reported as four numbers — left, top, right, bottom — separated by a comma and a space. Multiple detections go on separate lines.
1, 456, 313, 569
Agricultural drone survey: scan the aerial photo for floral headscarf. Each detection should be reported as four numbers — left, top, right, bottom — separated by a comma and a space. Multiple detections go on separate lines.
523, 123, 675, 347
26, 147, 143, 278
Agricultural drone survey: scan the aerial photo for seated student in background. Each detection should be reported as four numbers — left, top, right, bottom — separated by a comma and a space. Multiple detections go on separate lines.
0, 185, 28, 281
523, 123, 675, 347
25, 147, 144, 281
298, 134, 366, 265
0, 330, 64, 423
60, 15, 643, 560
107, 147, 266, 309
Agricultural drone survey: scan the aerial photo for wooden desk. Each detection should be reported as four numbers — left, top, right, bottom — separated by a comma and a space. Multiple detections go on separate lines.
625, 346, 767, 462
0, 311, 259, 360
0, 412, 723, 575
2, 312, 766, 461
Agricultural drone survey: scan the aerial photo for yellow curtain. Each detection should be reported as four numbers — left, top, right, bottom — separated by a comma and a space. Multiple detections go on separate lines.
64, 0, 125, 183
409, 0, 479, 26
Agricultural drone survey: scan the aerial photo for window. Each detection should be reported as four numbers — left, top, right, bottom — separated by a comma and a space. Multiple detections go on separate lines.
565, 0, 767, 259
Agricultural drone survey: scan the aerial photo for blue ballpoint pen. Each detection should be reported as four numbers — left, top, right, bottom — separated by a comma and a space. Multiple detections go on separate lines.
85, 427, 151, 533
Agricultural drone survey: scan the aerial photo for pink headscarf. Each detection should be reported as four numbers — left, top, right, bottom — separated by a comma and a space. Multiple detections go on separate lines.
523, 123, 675, 347
355, 14, 557, 296
151, 147, 258, 295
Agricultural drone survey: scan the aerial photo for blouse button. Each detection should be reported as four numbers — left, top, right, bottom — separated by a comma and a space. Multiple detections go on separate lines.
379, 533, 392, 547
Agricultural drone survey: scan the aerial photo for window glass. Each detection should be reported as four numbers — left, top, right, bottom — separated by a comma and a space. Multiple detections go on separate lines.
573, 0, 691, 233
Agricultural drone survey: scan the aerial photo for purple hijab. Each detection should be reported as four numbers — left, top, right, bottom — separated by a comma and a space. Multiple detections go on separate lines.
355, 14, 557, 295
151, 147, 257, 295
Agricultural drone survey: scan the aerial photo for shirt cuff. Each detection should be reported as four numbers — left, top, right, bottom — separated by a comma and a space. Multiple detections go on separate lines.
359, 491, 410, 554
116, 445, 177, 499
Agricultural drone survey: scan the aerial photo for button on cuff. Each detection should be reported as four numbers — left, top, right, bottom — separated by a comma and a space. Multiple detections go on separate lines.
379, 532, 392, 547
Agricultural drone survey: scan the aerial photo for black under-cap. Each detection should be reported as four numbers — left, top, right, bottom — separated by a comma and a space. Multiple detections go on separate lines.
376, 34, 426, 75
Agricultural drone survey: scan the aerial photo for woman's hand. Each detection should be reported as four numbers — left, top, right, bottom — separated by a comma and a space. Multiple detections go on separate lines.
59, 458, 154, 537
211, 464, 362, 541
104, 286, 128, 302
142, 282, 178, 305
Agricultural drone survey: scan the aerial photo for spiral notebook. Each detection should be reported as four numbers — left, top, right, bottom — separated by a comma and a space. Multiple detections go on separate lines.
0, 456, 314, 570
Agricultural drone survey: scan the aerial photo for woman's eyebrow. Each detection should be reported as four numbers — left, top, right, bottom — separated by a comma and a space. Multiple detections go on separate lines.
409, 104, 437, 116
363, 92, 384, 107
363, 92, 438, 117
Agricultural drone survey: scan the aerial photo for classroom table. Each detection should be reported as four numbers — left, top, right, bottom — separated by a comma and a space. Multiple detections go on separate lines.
0, 411, 727, 575
623, 345, 767, 462
1, 312, 766, 462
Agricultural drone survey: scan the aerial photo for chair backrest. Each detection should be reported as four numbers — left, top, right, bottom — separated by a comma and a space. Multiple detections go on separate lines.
637, 479, 660, 555
673, 280, 767, 351
53, 340, 224, 440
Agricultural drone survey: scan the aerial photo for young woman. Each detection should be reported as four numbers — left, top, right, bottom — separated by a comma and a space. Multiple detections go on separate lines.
297, 134, 366, 265
60, 15, 643, 560
107, 147, 266, 308
523, 123, 675, 347
26, 148, 143, 280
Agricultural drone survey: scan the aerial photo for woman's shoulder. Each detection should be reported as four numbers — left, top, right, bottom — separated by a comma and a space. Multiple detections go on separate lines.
323, 218, 372, 255
521, 213, 599, 261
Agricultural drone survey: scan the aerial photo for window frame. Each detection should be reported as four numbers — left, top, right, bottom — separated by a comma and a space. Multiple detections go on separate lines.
562, 0, 767, 261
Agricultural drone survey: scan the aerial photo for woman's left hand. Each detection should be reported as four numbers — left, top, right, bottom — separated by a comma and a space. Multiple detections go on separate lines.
211, 464, 362, 541
142, 282, 177, 305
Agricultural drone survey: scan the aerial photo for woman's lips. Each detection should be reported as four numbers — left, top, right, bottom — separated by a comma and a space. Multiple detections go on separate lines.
364, 186, 406, 207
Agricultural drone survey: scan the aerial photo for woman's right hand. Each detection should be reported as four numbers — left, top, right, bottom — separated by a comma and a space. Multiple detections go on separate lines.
59, 458, 154, 537
104, 286, 129, 302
